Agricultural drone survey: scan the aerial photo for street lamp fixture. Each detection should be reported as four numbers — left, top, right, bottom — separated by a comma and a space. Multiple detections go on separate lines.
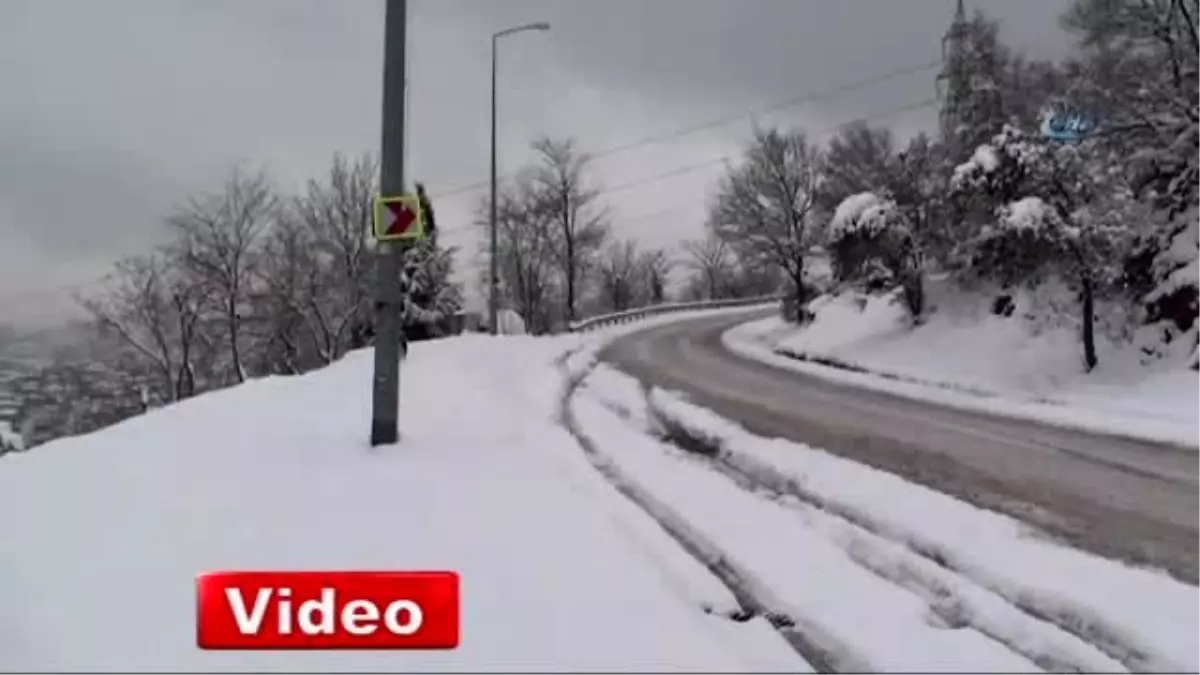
489, 21, 550, 335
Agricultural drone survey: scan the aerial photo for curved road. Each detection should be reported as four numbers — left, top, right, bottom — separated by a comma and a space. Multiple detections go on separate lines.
602, 309, 1199, 583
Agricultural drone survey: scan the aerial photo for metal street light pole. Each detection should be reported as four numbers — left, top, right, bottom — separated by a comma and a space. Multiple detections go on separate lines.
489, 21, 550, 335
371, 0, 408, 447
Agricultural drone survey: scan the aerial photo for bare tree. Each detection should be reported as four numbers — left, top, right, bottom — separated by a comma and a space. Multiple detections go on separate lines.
254, 216, 325, 374
820, 121, 897, 212
168, 167, 276, 384
709, 127, 824, 320
1062, 0, 1198, 99
681, 234, 737, 300
597, 239, 641, 312
528, 137, 610, 324
78, 252, 208, 403
637, 248, 673, 305
477, 174, 562, 333
258, 153, 378, 368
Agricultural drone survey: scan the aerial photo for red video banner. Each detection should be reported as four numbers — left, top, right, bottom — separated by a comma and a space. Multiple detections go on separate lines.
196, 570, 460, 650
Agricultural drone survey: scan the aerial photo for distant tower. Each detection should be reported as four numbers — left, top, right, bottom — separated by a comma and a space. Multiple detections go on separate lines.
942, 0, 967, 58
935, 0, 1005, 160
936, 0, 971, 143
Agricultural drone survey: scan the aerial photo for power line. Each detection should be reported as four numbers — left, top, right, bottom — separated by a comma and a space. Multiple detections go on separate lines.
2, 58, 943, 310
0, 97, 938, 308
427, 59, 941, 201
613, 204, 703, 227
589, 60, 941, 162
325, 95, 939, 246
596, 97, 938, 199
431, 96, 938, 238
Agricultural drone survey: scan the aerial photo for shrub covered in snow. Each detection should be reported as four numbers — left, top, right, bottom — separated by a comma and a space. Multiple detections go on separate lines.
827, 192, 925, 320
829, 193, 886, 241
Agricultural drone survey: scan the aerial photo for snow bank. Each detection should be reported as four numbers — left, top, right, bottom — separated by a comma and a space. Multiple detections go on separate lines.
724, 286, 1199, 448
0, 325, 801, 671
774, 291, 909, 357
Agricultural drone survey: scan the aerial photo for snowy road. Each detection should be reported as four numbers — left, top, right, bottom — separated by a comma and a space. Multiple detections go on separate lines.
601, 310, 1200, 583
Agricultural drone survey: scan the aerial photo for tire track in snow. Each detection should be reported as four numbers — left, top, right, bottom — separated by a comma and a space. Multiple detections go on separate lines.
636, 384, 1177, 673
642, 398, 1124, 673
555, 349, 867, 674
571, 372, 1047, 672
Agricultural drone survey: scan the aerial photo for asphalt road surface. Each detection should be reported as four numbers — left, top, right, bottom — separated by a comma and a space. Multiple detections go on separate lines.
602, 309, 1200, 583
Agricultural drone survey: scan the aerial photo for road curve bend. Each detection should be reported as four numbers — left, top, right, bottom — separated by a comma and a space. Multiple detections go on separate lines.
601, 309, 1199, 583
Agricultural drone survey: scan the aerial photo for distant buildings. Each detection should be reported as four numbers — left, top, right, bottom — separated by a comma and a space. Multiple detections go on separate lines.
0, 356, 153, 450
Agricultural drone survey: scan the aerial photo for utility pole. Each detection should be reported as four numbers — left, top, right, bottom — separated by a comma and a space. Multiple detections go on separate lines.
488, 22, 550, 335
488, 34, 499, 335
371, 0, 408, 446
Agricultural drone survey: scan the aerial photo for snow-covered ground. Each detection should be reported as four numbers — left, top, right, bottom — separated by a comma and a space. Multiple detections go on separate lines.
725, 284, 1199, 448
3, 300, 1195, 672
0, 308, 802, 672
569, 362, 1200, 673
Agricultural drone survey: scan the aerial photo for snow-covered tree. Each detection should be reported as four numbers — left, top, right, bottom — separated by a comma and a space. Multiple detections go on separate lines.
1056, 0, 1199, 364
892, 133, 953, 265
817, 127, 946, 321
951, 126, 1140, 370
1002, 55, 1069, 131
251, 154, 461, 362
1061, 0, 1198, 107
401, 180, 463, 335
1136, 120, 1198, 364
401, 237, 463, 337
709, 126, 823, 322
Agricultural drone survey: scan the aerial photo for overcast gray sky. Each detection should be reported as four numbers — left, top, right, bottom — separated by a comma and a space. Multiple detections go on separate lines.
0, 0, 1074, 327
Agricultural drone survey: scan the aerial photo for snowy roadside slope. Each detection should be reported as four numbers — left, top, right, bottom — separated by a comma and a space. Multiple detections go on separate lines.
725, 290, 1199, 448
575, 365, 1200, 673
0, 325, 802, 672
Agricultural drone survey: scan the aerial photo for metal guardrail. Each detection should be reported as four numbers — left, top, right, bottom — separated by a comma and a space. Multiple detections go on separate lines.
568, 294, 783, 333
